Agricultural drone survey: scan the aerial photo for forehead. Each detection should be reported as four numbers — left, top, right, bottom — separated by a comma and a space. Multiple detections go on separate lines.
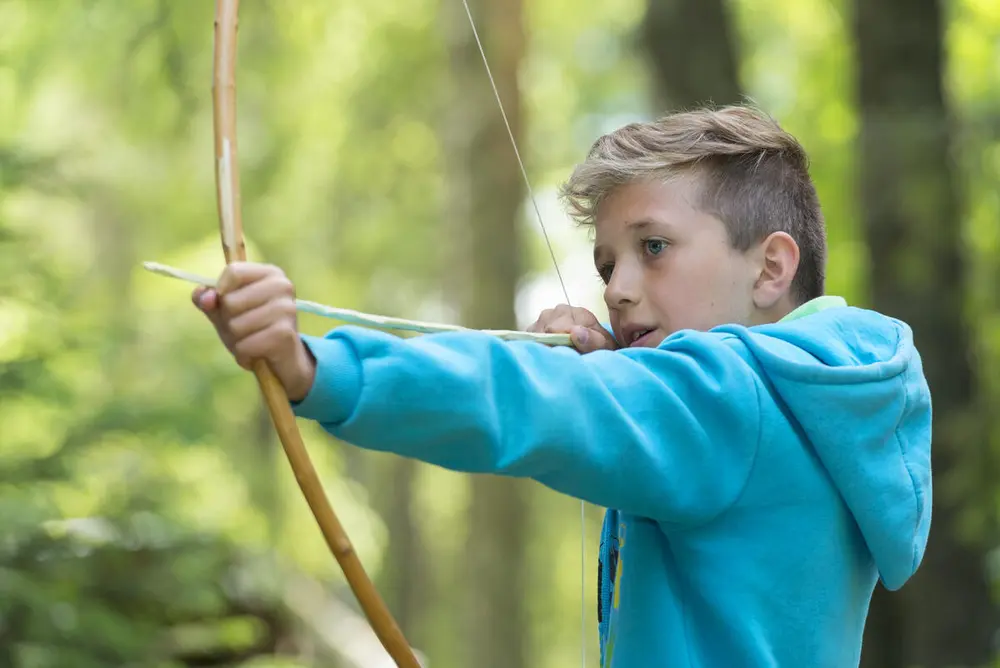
593, 177, 704, 239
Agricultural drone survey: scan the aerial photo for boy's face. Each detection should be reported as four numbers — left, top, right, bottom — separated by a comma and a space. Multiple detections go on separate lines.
593, 177, 761, 348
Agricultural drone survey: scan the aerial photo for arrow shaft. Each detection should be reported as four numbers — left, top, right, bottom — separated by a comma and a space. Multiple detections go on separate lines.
143, 260, 572, 345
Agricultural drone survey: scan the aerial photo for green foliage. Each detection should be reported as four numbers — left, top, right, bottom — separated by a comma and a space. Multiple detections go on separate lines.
0, 0, 997, 665
0, 516, 281, 667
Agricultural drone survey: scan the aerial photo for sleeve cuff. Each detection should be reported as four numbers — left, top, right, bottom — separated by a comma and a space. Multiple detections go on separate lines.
290, 333, 363, 425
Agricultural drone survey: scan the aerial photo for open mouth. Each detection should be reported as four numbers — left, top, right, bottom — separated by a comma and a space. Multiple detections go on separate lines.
628, 328, 655, 347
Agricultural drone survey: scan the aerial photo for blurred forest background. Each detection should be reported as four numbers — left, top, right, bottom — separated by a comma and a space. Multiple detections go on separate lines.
1, 0, 998, 666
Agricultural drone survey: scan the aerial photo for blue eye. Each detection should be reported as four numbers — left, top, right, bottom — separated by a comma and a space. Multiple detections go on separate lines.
644, 238, 668, 255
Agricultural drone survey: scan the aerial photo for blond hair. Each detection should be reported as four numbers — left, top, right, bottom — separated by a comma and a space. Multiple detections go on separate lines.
559, 105, 826, 303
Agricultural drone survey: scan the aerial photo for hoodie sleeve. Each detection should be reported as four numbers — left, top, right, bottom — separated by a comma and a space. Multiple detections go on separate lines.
292, 325, 761, 526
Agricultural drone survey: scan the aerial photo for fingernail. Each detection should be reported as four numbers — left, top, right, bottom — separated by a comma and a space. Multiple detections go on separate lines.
573, 327, 589, 345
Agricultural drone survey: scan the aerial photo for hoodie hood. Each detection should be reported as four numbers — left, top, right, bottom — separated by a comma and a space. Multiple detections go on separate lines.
721, 304, 932, 590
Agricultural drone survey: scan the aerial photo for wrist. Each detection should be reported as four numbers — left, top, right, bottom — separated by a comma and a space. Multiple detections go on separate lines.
285, 341, 317, 403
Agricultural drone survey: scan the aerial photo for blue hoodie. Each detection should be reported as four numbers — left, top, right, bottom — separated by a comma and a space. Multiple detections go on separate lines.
292, 298, 932, 667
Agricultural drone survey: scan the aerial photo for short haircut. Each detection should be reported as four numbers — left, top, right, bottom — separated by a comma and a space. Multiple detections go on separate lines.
559, 105, 827, 304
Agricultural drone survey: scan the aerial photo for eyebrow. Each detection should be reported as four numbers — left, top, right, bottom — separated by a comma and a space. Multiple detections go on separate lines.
625, 219, 657, 230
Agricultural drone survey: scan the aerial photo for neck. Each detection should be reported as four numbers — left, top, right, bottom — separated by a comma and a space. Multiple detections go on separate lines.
751, 296, 799, 326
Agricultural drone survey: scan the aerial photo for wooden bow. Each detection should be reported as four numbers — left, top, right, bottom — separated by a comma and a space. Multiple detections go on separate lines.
211, 2, 420, 666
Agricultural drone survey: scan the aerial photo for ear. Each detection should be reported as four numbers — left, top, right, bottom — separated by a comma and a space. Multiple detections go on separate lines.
752, 231, 800, 310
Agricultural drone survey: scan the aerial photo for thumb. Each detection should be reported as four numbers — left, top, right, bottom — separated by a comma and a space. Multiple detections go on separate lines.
570, 325, 616, 354
192, 286, 218, 312
192, 287, 226, 332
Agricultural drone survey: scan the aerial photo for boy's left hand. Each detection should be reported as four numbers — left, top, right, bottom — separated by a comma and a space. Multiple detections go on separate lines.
192, 262, 316, 402
527, 304, 619, 353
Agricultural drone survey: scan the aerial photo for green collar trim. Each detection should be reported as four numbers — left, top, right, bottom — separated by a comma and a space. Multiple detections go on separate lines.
779, 295, 848, 323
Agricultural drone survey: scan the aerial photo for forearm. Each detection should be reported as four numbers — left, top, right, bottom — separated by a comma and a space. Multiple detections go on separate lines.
292, 326, 760, 522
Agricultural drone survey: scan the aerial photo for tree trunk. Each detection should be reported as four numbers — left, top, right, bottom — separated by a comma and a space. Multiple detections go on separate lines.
854, 0, 997, 665
441, 0, 531, 666
638, 0, 742, 111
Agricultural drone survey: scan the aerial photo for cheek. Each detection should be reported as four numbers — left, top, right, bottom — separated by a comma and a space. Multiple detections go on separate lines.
695, 265, 755, 324
608, 310, 622, 336
647, 258, 738, 329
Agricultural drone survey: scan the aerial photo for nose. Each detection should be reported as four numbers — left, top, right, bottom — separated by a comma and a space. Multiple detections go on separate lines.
604, 260, 641, 309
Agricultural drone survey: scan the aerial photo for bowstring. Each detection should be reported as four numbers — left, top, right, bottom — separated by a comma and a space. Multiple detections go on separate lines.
459, 1, 587, 666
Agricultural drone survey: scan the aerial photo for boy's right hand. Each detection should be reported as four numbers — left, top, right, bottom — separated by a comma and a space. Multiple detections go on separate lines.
526, 304, 619, 353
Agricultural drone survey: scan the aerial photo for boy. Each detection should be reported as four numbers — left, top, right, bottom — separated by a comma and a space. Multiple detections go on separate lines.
192, 105, 932, 667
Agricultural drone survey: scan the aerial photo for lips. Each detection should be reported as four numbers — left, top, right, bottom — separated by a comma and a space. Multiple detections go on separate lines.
623, 326, 656, 347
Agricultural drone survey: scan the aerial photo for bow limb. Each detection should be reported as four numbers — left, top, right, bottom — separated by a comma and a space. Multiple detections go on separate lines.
212, 2, 420, 666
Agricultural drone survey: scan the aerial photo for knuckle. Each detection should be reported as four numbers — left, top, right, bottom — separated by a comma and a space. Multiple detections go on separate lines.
232, 337, 251, 357
233, 350, 250, 368
240, 342, 266, 364
226, 263, 249, 283
219, 297, 239, 319
262, 264, 292, 290
543, 318, 569, 333
271, 317, 291, 335
274, 275, 296, 297
279, 324, 298, 345
227, 315, 248, 340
